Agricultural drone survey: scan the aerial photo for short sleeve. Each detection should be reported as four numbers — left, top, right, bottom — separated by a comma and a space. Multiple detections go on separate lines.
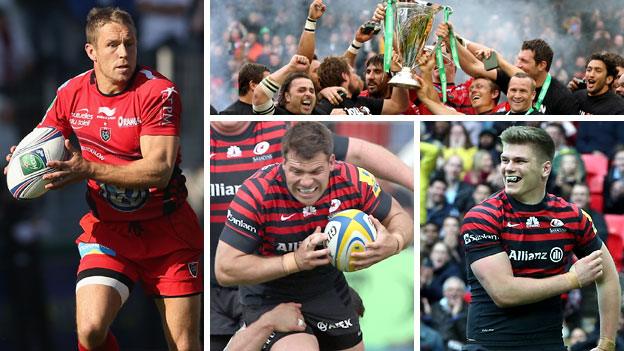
573, 208, 603, 257
219, 179, 264, 254
355, 166, 392, 221
139, 77, 181, 137
461, 205, 505, 264
38, 83, 73, 139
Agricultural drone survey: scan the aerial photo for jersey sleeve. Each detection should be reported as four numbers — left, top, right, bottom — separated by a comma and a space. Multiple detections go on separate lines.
219, 179, 264, 254
354, 165, 392, 221
139, 77, 181, 137
573, 207, 603, 257
38, 81, 73, 138
332, 134, 349, 161
461, 204, 505, 264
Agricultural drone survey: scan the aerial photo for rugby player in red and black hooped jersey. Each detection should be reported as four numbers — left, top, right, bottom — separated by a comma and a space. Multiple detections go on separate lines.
4, 7, 202, 351
210, 121, 413, 350
460, 126, 620, 351
215, 122, 413, 351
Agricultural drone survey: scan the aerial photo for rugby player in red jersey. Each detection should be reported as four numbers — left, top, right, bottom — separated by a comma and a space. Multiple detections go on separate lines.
209, 121, 413, 350
215, 122, 413, 351
4, 7, 201, 351
461, 126, 620, 351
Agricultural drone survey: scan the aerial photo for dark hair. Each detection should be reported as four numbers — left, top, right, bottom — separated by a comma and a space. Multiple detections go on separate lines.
603, 52, 624, 70
365, 54, 384, 69
282, 122, 333, 160
238, 63, 269, 96
429, 177, 448, 188
500, 126, 555, 162
277, 72, 314, 107
318, 56, 350, 89
86, 7, 136, 45
521, 39, 553, 71
587, 52, 617, 80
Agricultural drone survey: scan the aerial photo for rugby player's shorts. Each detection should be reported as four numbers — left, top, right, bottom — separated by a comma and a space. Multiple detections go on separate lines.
75, 202, 203, 301
211, 285, 243, 350
242, 284, 362, 350
211, 285, 243, 335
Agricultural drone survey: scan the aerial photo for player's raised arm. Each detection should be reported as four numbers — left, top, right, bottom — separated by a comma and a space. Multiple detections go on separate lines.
252, 54, 310, 115
297, 0, 326, 62
343, 3, 383, 68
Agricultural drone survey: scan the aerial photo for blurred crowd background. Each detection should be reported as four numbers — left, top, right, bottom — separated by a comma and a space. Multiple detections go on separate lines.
209, 0, 624, 112
0, 0, 203, 350
421, 121, 624, 351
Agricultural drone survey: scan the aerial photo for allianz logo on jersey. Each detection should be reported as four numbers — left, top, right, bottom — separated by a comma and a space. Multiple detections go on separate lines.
210, 183, 241, 197
276, 241, 302, 252
509, 247, 564, 263
227, 210, 257, 233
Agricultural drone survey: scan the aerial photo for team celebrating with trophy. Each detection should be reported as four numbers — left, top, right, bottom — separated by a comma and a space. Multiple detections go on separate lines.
213, 0, 624, 115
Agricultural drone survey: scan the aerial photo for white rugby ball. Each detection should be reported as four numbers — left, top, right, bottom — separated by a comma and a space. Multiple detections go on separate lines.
6, 127, 66, 199
324, 209, 377, 272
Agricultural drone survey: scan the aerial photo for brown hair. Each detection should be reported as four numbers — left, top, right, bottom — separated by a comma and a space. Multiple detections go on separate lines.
521, 39, 553, 71
500, 126, 555, 162
282, 122, 333, 160
318, 56, 350, 89
86, 7, 136, 45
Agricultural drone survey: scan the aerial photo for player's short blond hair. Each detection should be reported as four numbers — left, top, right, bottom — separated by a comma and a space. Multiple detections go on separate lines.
85, 7, 136, 45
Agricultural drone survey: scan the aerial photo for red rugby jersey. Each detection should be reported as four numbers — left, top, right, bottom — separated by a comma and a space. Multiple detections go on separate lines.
415, 78, 475, 115
38, 66, 186, 221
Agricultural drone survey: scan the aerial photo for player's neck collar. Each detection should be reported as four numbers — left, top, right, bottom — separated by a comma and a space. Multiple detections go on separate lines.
505, 191, 547, 212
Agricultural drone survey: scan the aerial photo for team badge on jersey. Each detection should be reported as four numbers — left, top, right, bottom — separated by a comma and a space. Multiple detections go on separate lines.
187, 262, 199, 278
100, 127, 111, 142
99, 183, 149, 212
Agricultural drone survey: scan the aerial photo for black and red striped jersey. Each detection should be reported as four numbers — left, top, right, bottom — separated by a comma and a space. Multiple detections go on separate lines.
219, 161, 392, 303
209, 122, 348, 286
461, 190, 602, 348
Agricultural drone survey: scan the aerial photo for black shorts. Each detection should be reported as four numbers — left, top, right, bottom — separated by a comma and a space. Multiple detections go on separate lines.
243, 285, 362, 350
211, 285, 243, 335
463, 342, 567, 351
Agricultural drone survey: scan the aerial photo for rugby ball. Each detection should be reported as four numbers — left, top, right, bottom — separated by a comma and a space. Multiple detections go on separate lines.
6, 127, 66, 199
324, 209, 377, 272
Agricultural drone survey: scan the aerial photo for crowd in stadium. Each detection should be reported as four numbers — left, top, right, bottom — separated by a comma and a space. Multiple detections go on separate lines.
209, 0, 624, 115
421, 121, 624, 351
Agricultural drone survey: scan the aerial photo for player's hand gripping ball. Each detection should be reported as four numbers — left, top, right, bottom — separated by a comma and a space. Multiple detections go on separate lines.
324, 209, 377, 272
6, 127, 66, 199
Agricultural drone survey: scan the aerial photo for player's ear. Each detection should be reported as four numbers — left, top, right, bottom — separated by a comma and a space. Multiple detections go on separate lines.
85, 43, 97, 62
606, 75, 614, 86
542, 160, 552, 178
329, 154, 336, 169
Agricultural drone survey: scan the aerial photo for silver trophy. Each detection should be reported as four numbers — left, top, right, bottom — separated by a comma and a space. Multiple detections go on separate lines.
388, 1, 441, 89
